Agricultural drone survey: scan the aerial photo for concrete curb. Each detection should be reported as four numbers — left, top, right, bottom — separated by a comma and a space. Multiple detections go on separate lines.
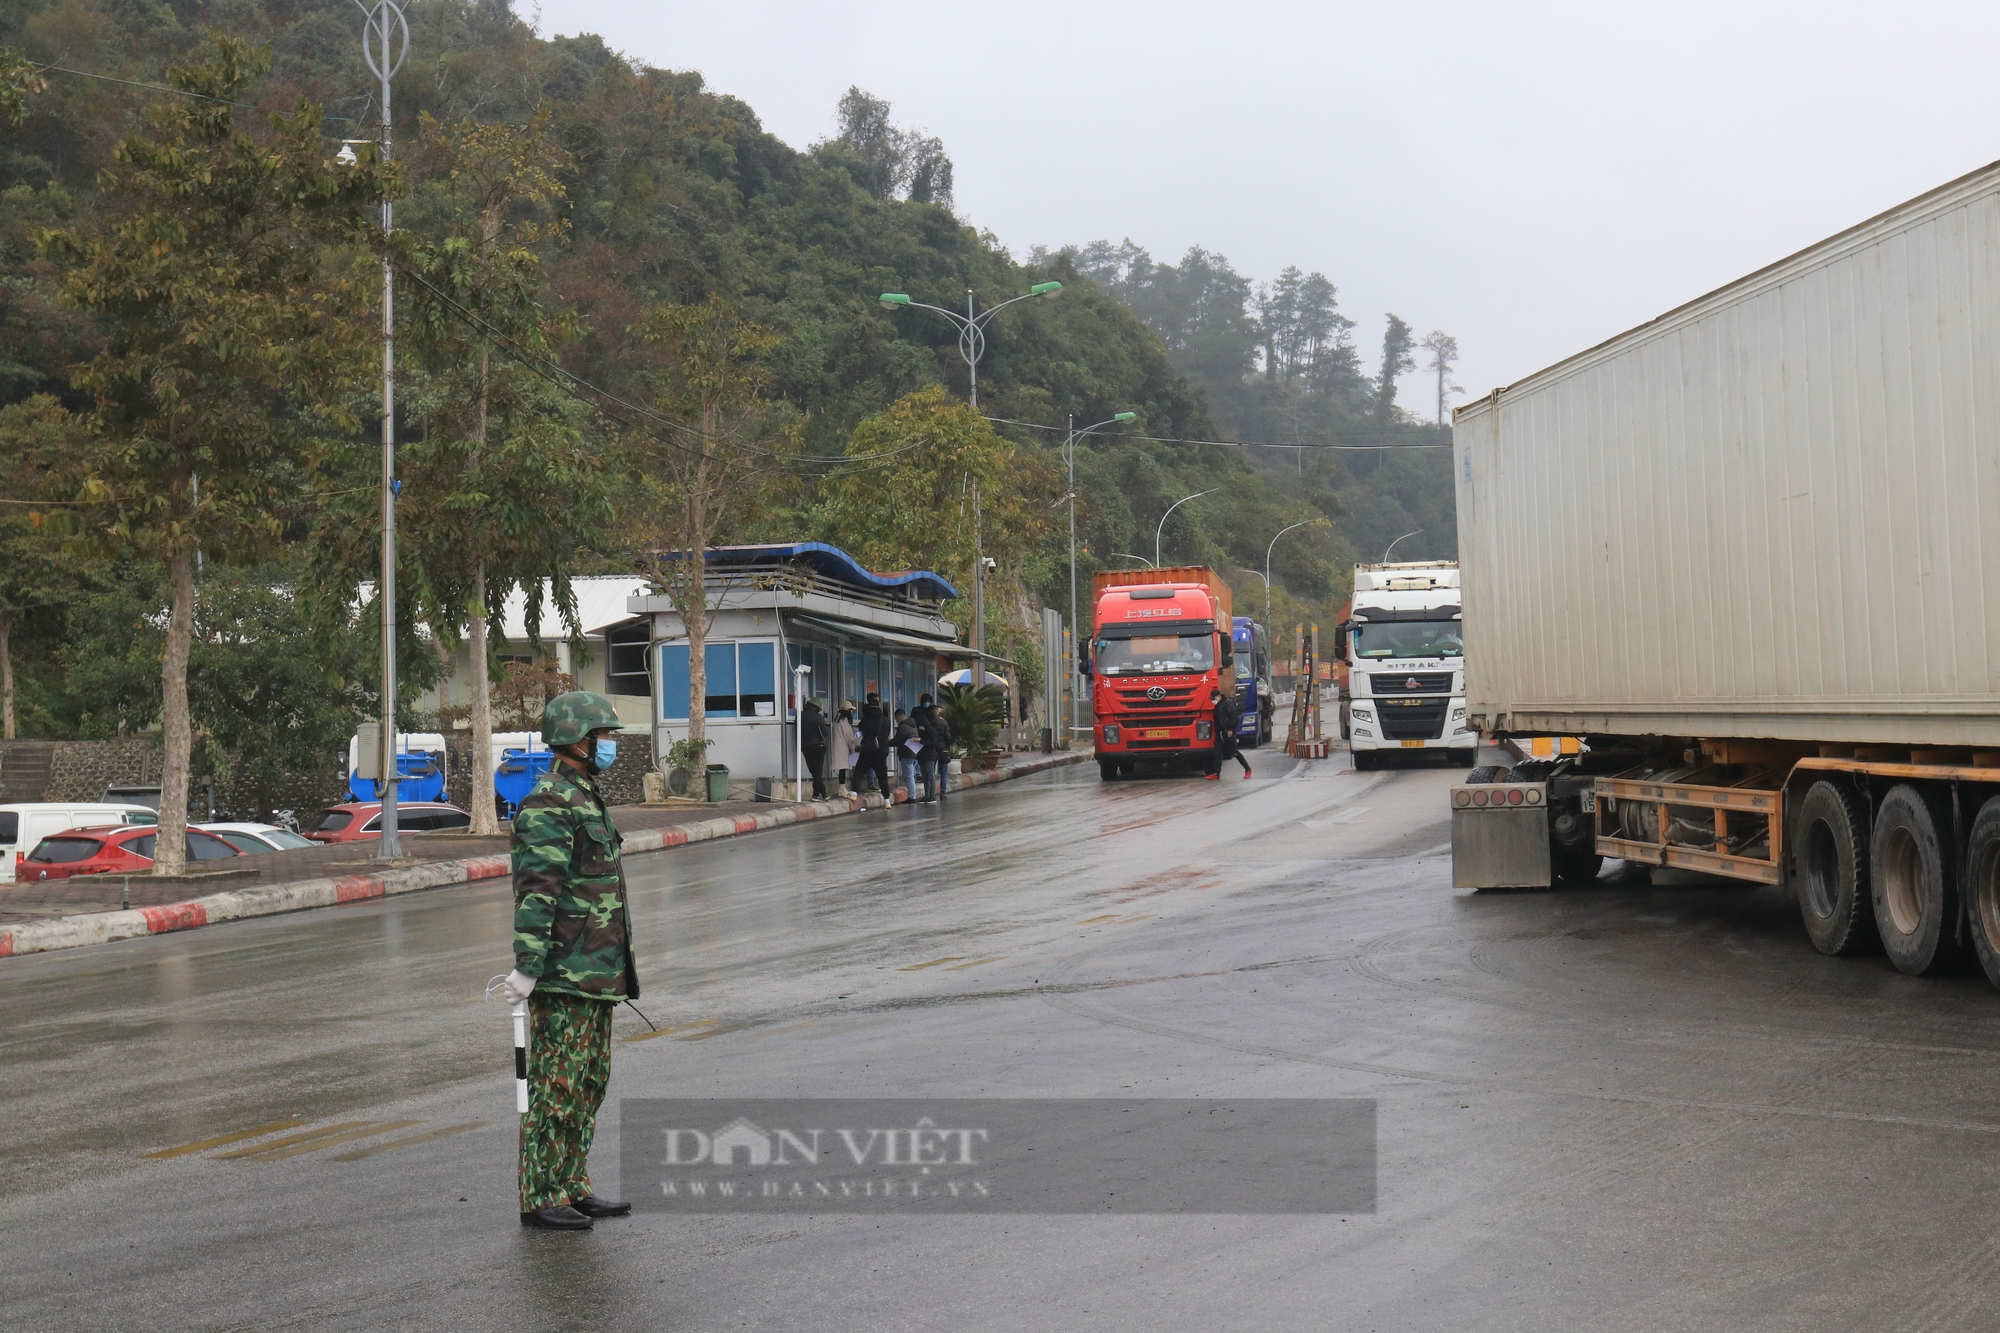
0, 751, 1089, 959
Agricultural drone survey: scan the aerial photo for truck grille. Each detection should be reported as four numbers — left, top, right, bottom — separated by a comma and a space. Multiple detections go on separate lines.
1377, 698, 1448, 740
1115, 685, 1201, 709
1366, 672, 1453, 695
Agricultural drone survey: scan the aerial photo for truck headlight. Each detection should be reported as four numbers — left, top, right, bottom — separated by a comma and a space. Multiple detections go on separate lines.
1195, 721, 1212, 740
1102, 724, 1120, 744
1451, 708, 1465, 721
1350, 707, 1373, 722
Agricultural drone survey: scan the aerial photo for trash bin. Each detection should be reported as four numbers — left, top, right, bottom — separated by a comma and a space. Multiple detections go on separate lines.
705, 764, 730, 803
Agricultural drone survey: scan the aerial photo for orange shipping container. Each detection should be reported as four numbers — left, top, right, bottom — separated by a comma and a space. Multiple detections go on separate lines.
1090, 566, 1231, 624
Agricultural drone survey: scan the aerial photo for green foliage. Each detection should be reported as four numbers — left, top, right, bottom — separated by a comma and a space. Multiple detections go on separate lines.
937, 682, 1002, 759
663, 735, 714, 774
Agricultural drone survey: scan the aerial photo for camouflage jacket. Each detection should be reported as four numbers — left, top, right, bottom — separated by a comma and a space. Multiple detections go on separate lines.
511, 763, 638, 1001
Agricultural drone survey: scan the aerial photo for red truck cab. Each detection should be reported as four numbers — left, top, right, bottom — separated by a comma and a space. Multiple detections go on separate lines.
1088, 568, 1234, 780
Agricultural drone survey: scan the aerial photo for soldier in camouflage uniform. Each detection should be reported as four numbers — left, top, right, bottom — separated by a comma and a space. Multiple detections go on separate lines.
495, 690, 638, 1231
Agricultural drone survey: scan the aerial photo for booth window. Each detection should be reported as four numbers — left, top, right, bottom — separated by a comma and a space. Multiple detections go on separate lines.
606, 622, 650, 696
657, 640, 777, 720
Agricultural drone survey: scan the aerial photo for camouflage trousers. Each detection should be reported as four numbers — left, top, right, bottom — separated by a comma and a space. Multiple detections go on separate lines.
519, 991, 613, 1211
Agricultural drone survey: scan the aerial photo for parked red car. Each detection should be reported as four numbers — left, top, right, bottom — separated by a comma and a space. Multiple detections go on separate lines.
17, 824, 242, 883
304, 801, 472, 844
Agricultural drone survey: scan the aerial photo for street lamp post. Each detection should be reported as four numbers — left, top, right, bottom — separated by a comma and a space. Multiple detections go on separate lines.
792, 663, 813, 803
1264, 518, 1321, 636
1381, 529, 1422, 562
1110, 554, 1155, 567
359, 0, 409, 861
878, 282, 1061, 408
1064, 411, 1135, 739
1155, 489, 1217, 568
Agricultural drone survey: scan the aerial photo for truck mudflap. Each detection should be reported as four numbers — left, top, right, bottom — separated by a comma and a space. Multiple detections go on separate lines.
1449, 782, 1551, 888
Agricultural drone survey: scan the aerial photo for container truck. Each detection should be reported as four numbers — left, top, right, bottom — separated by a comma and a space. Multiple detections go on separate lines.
1448, 160, 2000, 989
1340, 562, 1478, 769
1231, 616, 1275, 748
1087, 567, 1234, 779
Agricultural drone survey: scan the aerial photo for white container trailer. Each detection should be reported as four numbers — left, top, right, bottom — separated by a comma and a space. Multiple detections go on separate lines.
1449, 161, 2000, 989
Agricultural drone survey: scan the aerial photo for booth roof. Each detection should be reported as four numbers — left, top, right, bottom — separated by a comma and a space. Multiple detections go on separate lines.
687, 542, 959, 602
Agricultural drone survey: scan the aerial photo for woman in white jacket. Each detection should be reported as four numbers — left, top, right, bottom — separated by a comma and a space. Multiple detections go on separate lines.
829, 703, 860, 797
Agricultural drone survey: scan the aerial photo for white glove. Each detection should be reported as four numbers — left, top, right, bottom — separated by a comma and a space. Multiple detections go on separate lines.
498, 969, 537, 1005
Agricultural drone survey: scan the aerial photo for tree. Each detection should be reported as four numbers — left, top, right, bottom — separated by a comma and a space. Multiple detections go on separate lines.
627, 296, 788, 747
824, 86, 953, 207
394, 109, 600, 836
37, 37, 391, 874
0, 48, 46, 127
1419, 330, 1462, 425
1374, 314, 1416, 419
0, 396, 85, 737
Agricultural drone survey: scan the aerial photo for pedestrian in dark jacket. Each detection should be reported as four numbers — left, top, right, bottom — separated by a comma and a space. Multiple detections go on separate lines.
894, 708, 923, 802
857, 693, 891, 804
1208, 686, 1251, 780
917, 693, 952, 802
800, 698, 830, 800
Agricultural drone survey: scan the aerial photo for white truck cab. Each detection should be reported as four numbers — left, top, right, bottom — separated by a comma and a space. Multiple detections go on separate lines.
1340, 562, 1476, 770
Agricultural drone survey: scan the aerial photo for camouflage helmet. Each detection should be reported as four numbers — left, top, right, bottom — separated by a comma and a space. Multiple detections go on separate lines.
542, 690, 622, 745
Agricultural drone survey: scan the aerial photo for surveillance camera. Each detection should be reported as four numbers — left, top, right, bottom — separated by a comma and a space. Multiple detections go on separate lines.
982, 556, 997, 570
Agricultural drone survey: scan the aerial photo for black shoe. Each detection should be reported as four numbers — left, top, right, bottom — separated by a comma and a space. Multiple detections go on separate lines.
520, 1204, 594, 1230
570, 1194, 632, 1218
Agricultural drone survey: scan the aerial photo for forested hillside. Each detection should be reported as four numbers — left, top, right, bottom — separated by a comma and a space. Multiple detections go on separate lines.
0, 0, 1455, 765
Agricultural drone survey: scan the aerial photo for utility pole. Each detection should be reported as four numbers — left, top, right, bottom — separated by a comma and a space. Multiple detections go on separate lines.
1063, 410, 1134, 741
361, 0, 409, 860
972, 479, 985, 664
878, 281, 1061, 410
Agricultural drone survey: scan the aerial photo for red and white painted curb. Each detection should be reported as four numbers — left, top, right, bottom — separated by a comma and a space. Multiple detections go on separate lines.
0, 751, 1088, 959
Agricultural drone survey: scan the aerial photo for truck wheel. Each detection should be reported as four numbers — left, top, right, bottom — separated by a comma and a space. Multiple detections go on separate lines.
1098, 761, 1119, 782
1870, 783, 1965, 976
1794, 780, 1876, 956
1464, 766, 1505, 784
1965, 797, 2000, 990
1555, 845, 1604, 884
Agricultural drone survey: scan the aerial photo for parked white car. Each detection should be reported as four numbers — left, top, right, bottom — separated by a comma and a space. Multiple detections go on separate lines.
194, 823, 317, 855
1, 803, 160, 884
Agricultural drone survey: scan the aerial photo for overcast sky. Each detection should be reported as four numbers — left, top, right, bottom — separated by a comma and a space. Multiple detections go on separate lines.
524, 0, 2000, 419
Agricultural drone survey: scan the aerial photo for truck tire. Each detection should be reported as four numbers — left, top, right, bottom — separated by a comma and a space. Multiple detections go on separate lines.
1464, 766, 1505, 784
1098, 761, 1119, 782
1794, 779, 1876, 957
1554, 844, 1604, 884
1965, 796, 2000, 991
1352, 751, 1376, 771
1870, 783, 1965, 976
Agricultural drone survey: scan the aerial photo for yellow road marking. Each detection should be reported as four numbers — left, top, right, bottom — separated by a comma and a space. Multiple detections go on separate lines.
677, 1022, 751, 1041
233, 1121, 425, 1162
210, 1122, 377, 1160
621, 1019, 723, 1044
1120, 915, 1156, 923
898, 957, 965, 970
947, 956, 1004, 970
140, 1119, 309, 1159
1077, 915, 1119, 924
329, 1121, 492, 1161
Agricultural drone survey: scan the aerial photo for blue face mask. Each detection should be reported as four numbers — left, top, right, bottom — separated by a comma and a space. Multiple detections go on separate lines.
592, 738, 618, 772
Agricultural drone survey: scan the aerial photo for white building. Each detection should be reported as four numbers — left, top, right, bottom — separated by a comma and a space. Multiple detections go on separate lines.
416, 575, 656, 736
627, 543, 962, 782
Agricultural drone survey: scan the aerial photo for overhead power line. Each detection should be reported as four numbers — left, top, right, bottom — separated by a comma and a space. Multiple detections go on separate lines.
37, 62, 360, 123
981, 415, 1451, 452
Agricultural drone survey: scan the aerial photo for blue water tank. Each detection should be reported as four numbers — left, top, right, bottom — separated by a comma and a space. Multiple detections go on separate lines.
494, 749, 554, 820
348, 750, 446, 803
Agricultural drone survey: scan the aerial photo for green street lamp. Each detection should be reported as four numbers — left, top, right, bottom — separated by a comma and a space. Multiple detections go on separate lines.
877, 281, 1062, 408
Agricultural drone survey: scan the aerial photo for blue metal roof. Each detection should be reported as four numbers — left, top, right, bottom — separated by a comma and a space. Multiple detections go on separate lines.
699, 542, 959, 601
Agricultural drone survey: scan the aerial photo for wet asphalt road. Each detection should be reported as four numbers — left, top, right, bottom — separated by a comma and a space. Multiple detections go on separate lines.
8, 755, 2000, 1330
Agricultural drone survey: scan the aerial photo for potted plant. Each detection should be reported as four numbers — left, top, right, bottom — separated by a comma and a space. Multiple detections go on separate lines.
663, 736, 714, 799
938, 682, 1003, 772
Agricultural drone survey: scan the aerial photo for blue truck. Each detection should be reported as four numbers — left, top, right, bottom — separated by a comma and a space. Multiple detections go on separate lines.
1231, 617, 1274, 748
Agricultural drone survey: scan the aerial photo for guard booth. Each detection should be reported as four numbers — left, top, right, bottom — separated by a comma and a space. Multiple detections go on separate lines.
629, 543, 962, 784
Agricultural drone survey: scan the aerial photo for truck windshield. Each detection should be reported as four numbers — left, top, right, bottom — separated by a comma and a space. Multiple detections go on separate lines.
1352, 620, 1462, 659
1096, 633, 1214, 675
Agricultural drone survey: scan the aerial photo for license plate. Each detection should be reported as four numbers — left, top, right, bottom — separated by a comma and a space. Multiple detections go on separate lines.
1142, 729, 1171, 740
1580, 790, 1597, 813
1400, 739, 1425, 749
